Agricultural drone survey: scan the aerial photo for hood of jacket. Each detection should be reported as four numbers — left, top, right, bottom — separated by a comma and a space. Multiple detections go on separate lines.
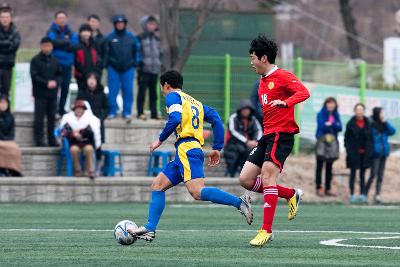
236, 99, 254, 115
140, 16, 158, 32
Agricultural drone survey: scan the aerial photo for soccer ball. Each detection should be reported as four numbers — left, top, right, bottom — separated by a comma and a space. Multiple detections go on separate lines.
114, 220, 138, 245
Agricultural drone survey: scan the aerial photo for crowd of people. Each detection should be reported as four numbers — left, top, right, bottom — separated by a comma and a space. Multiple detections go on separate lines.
314, 100, 396, 204
0, 3, 162, 177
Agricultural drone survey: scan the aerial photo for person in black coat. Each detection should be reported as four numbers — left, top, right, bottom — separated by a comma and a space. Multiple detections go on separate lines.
250, 79, 263, 125
344, 103, 373, 203
0, 6, 20, 97
0, 94, 13, 140
224, 99, 262, 177
30, 37, 63, 147
77, 72, 109, 162
87, 14, 106, 71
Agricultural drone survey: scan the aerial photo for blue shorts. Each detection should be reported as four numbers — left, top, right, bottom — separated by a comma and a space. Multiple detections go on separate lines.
162, 139, 204, 186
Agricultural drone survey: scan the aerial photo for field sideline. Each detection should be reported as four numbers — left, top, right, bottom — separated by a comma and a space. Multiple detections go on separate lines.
0, 203, 399, 266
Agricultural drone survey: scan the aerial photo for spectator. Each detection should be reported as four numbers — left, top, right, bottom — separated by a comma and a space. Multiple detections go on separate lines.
250, 79, 263, 125
224, 99, 262, 177
315, 97, 342, 197
105, 14, 141, 122
87, 14, 106, 71
137, 15, 162, 120
0, 95, 22, 176
74, 23, 101, 91
344, 103, 373, 203
77, 72, 109, 165
30, 37, 63, 147
0, 4, 20, 97
59, 99, 101, 179
366, 107, 396, 203
47, 10, 78, 116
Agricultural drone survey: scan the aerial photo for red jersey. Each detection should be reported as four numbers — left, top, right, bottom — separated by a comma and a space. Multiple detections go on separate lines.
258, 66, 310, 135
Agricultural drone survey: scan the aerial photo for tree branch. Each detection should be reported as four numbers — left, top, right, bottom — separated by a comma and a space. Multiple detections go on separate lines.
176, 0, 220, 70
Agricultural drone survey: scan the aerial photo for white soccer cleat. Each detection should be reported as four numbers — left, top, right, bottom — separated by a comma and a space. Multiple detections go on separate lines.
128, 226, 155, 242
238, 195, 253, 225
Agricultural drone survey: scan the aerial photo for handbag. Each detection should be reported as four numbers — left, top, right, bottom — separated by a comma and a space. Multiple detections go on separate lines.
316, 134, 339, 162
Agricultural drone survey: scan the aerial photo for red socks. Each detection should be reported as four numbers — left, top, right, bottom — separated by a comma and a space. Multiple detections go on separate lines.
262, 186, 278, 232
276, 185, 295, 199
250, 176, 295, 200
250, 176, 263, 193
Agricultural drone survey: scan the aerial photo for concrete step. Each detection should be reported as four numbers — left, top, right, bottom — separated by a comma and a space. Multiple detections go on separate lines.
20, 146, 226, 177
14, 112, 173, 147
0, 177, 248, 202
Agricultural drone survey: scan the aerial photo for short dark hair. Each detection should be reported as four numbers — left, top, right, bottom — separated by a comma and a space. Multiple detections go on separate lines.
160, 70, 183, 89
40, 37, 52, 44
88, 14, 100, 21
249, 34, 278, 64
79, 23, 92, 33
354, 102, 365, 111
54, 10, 68, 18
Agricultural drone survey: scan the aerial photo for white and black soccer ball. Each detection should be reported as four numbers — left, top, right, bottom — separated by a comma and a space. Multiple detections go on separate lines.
114, 220, 138, 245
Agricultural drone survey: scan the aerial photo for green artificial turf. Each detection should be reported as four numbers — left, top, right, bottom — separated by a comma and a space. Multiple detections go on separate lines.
0, 202, 399, 266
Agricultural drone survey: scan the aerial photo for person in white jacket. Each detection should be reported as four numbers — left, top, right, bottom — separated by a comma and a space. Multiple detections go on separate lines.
59, 99, 101, 178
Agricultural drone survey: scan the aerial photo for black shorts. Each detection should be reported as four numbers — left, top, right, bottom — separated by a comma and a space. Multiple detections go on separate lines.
246, 132, 294, 171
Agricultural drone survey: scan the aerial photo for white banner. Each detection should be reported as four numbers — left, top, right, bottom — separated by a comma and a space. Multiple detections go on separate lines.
13, 63, 34, 112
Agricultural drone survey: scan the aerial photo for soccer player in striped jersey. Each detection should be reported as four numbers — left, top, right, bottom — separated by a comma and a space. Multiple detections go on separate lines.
128, 70, 253, 242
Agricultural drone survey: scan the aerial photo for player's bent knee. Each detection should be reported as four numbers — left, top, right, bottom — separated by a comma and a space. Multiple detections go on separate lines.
239, 176, 252, 189
150, 174, 171, 191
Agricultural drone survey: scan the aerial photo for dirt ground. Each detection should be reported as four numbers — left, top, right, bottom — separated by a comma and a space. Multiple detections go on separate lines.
279, 153, 400, 204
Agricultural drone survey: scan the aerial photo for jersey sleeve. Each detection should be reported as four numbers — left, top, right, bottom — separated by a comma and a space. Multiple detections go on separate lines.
159, 92, 182, 142
203, 104, 224, 151
283, 73, 310, 108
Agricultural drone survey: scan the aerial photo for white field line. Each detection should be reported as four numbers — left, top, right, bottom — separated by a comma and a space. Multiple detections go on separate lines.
320, 236, 400, 250
169, 204, 400, 210
0, 229, 400, 235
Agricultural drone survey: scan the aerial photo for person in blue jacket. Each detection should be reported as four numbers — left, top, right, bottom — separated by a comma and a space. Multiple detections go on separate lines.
315, 97, 342, 197
105, 14, 141, 122
47, 10, 78, 116
366, 107, 396, 203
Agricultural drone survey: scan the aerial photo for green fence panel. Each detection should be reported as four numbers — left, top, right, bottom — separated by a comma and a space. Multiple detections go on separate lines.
182, 55, 226, 117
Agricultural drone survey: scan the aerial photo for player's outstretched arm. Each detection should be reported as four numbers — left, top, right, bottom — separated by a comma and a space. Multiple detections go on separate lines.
203, 104, 224, 166
152, 92, 182, 152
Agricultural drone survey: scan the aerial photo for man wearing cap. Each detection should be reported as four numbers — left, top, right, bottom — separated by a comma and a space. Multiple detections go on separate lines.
47, 10, 79, 116
0, 3, 20, 98
105, 14, 141, 122
30, 37, 63, 147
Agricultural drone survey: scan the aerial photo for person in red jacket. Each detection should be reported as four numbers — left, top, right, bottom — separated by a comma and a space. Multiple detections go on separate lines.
239, 35, 310, 247
74, 24, 101, 91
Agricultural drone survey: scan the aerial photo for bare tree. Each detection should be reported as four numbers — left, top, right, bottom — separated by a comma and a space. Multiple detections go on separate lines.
339, 0, 361, 59
159, 0, 220, 72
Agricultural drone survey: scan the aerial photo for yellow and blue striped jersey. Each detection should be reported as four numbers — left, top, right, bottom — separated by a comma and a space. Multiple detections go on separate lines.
159, 90, 225, 150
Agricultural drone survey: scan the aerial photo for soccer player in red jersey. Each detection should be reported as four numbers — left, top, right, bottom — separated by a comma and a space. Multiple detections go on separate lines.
239, 35, 310, 247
